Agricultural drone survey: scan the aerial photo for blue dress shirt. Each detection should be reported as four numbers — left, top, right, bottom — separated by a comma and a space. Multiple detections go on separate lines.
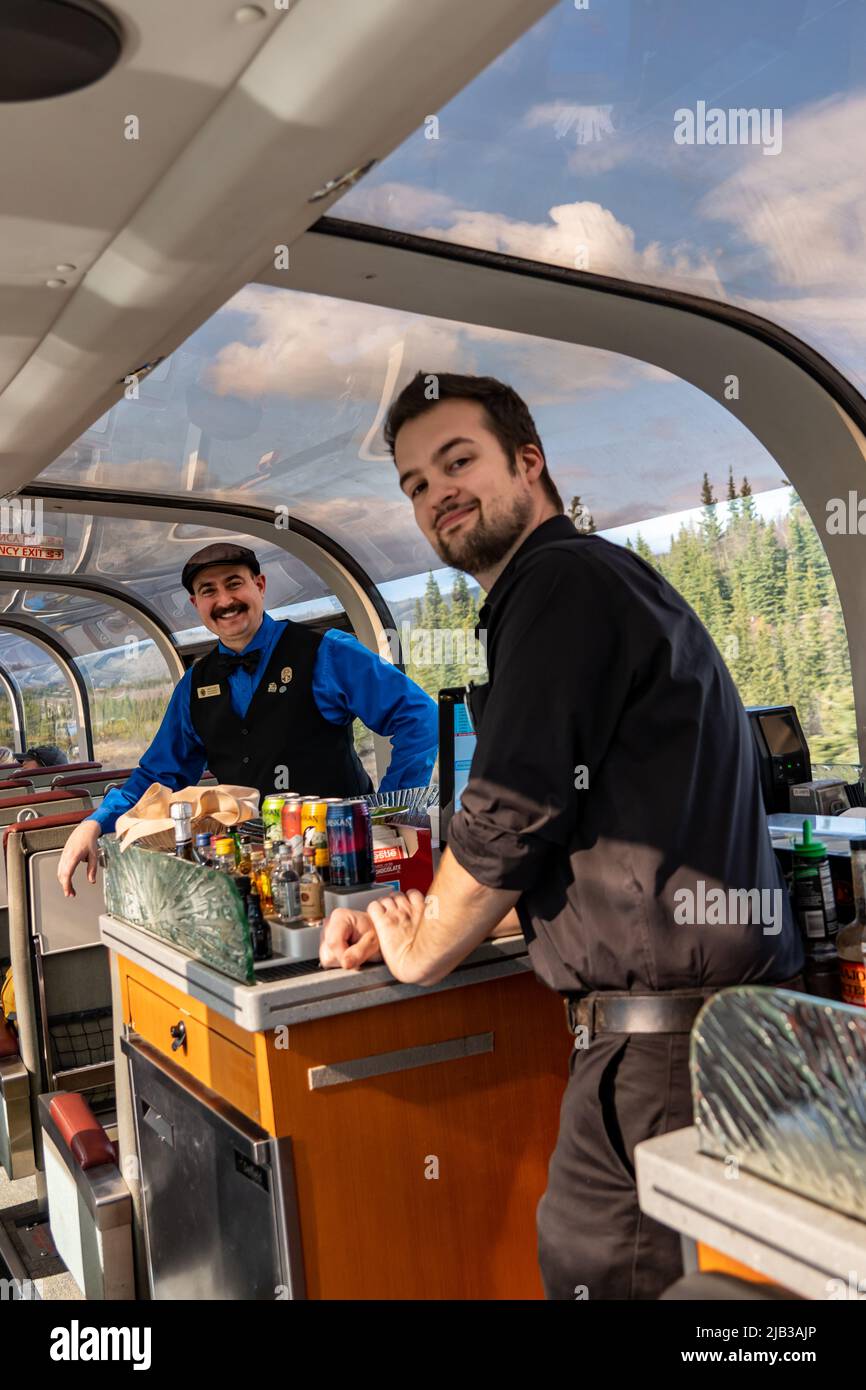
91, 612, 437, 833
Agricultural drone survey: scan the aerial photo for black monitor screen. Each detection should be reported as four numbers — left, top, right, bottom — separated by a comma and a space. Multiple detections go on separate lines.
438, 687, 478, 844
759, 712, 802, 757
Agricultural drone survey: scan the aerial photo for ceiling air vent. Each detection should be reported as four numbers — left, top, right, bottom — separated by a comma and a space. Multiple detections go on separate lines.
0, 0, 123, 102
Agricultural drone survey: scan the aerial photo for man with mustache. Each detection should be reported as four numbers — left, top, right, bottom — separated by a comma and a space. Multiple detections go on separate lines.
320, 372, 803, 1301
58, 541, 437, 894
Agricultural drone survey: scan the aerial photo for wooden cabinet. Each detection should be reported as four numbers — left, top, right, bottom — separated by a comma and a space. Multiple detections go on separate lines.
116, 954, 570, 1299
120, 959, 262, 1123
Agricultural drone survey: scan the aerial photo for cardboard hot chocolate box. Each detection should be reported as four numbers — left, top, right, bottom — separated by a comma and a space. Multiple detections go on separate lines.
372, 823, 434, 895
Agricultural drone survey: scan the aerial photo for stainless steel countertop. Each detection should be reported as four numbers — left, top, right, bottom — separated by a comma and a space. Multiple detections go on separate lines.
100, 913, 533, 1032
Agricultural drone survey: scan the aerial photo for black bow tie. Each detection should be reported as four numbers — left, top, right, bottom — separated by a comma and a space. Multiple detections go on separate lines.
214, 650, 260, 676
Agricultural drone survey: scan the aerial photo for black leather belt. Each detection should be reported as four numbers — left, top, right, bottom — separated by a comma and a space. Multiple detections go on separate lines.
564, 976, 804, 1039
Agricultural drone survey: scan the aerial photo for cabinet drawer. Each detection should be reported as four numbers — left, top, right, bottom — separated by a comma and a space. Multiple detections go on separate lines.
127, 977, 260, 1123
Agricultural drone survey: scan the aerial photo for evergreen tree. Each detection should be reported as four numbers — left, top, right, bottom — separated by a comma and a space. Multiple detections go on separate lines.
739, 476, 758, 522
800, 513, 833, 606
700, 473, 722, 543
423, 571, 447, 630
634, 533, 655, 566
726, 465, 740, 521
449, 572, 474, 629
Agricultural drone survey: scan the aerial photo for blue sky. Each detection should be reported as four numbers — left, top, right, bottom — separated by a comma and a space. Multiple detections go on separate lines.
339, 0, 866, 381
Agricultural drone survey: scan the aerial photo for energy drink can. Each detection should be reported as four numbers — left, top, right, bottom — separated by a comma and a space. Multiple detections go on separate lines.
280, 795, 303, 862
349, 799, 374, 885
326, 801, 355, 886
262, 794, 287, 844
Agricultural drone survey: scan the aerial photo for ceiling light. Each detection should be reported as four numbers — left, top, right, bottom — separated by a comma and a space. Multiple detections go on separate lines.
0, 0, 124, 103
46, 279, 67, 288
234, 5, 266, 22
55, 263, 77, 273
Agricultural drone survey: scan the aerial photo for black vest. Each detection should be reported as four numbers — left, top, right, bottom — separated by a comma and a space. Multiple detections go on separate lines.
190, 622, 373, 801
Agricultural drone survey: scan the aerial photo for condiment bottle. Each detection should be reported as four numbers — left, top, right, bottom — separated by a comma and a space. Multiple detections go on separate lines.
194, 832, 213, 867
272, 845, 301, 922
170, 802, 197, 862
247, 884, 272, 962
838, 837, 866, 1007
213, 836, 238, 874
250, 847, 274, 914
236, 834, 252, 876
792, 819, 840, 999
300, 846, 324, 925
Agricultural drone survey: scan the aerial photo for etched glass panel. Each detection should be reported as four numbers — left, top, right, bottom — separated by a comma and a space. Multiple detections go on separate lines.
102, 838, 254, 984
693, 987, 866, 1222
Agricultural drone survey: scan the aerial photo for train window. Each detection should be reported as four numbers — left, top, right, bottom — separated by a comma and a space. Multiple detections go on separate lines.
58, 614, 175, 771
0, 631, 78, 760
334, 0, 866, 395
10, 512, 338, 643
35, 272, 858, 764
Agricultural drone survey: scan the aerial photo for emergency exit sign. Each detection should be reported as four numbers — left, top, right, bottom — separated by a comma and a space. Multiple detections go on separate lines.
0, 535, 64, 560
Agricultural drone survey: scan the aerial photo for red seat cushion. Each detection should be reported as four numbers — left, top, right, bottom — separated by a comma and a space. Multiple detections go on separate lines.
49, 1092, 116, 1170
0, 1015, 19, 1059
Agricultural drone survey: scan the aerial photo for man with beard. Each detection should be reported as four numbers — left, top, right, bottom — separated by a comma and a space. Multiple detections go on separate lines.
58, 542, 437, 895
320, 372, 803, 1300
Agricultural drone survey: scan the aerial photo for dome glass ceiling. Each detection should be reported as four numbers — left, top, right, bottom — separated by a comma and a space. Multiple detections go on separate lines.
332, 0, 866, 395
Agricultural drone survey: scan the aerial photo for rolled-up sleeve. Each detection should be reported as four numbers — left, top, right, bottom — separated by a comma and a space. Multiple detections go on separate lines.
448, 550, 625, 892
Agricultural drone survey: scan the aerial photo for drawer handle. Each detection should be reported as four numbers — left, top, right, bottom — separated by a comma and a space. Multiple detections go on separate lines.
308, 1031, 494, 1090
169, 1020, 187, 1052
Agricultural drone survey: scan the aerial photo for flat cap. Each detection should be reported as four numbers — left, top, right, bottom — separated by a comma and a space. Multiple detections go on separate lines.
181, 542, 261, 593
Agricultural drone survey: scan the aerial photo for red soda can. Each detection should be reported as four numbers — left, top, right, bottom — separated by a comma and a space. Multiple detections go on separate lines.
281, 795, 302, 861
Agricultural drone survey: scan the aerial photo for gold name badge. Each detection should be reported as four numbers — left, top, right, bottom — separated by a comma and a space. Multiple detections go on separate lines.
197, 683, 222, 698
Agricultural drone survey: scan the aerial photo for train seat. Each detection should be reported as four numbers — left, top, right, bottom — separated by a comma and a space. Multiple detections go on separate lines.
0, 1010, 33, 1182
51, 767, 135, 807
0, 790, 95, 961
1, 811, 110, 1183
38, 1090, 133, 1300
0, 778, 34, 799
11, 762, 102, 790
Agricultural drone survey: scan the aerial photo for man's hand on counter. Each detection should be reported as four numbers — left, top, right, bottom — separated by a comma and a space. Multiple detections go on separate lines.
320, 850, 520, 986
57, 819, 101, 898
319, 907, 384, 971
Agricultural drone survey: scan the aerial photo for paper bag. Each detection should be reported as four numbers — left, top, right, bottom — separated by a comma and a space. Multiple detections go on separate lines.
114, 783, 260, 853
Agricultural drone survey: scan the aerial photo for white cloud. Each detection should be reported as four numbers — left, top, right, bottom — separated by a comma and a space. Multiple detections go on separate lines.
336, 180, 458, 228
523, 101, 631, 175
695, 93, 866, 381
342, 173, 722, 291
205, 284, 666, 407
415, 200, 724, 295
700, 94, 866, 295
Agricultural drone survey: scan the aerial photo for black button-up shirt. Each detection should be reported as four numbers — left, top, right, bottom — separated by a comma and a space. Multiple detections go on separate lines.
448, 516, 803, 995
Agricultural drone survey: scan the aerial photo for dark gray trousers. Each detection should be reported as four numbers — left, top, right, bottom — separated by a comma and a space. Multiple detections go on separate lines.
537, 1031, 693, 1300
